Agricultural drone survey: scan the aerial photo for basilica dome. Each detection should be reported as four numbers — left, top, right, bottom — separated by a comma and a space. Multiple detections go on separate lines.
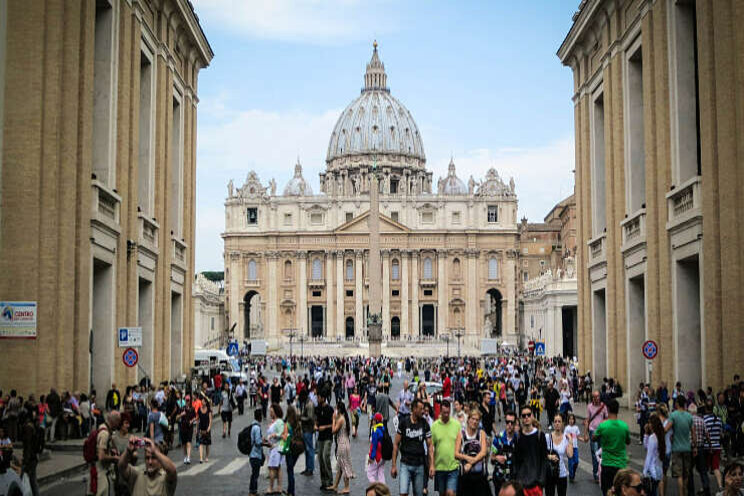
438, 158, 468, 195
326, 43, 425, 167
283, 159, 313, 196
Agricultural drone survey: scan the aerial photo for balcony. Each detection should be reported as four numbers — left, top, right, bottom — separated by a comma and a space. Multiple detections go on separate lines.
137, 214, 159, 255
308, 278, 325, 289
172, 237, 187, 270
620, 209, 646, 254
419, 278, 437, 288
245, 278, 261, 289
91, 179, 121, 234
587, 233, 606, 268
666, 176, 702, 233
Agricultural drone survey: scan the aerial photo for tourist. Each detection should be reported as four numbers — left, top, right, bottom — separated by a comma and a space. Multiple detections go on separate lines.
21, 405, 42, 496
703, 399, 724, 489
315, 393, 335, 491
392, 398, 435, 496
665, 396, 694, 496
329, 400, 353, 494
453, 399, 467, 426
492, 410, 519, 495
220, 383, 235, 438
455, 408, 490, 494
266, 403, 285, 494
117, 437, 177, 496
593, 398, 631, 496
248, 408, 265, 496
607, 468, 647, 496
717, 460, 743, 496
513, 404, 548, 496
350, 387, 362, 438
368, 413, 387, 484
689, 403, 711, 496
281, 405, 301, 496
366, 481, 393, 496
499, 481, 526, 496
585, 390, 609, 483
196, 394, 212, 463
299, 389, 315, 476
643, 414, 666, 496
563, 413, 581, 482
91, 411, 121, 496
544, 414, 573, 496
177, 394, 196, 465
431, 399, 460, 496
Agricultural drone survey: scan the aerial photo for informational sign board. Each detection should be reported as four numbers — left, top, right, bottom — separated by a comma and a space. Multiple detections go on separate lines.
642, 340, 658, 360
118, 327, 142, 347
122, 347, 139, 368
226, 341, 239, 357
0, 301, 37, 339
535, 341, 546, 356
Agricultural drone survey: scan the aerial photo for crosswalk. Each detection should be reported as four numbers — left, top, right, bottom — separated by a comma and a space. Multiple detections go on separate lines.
178, 454, 338, 478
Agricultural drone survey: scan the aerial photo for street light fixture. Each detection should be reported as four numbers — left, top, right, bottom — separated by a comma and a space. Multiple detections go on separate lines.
442, 333, 451, 358
298, 334, 305, 360
453, 328, 465, 358
286, 329, 297, 359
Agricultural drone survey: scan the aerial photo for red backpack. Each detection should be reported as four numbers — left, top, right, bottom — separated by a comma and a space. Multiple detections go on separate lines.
83, 426, 105, 463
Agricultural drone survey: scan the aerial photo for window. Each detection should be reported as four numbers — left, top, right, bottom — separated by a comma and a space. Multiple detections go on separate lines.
422, 211, 434, 224
345, 260, 354, 281
346, 289, 354, 297
138, 48, 154, 214
283, 213, 292, 226
530, 315, 534, 328
488, 257, 498, 280
392, 290, 399, 296
487, 205, 498, 223
390, 179, 398, 194
391, 259, 400, 280
310, 212, 323, 225
211, 317, 214, 330
625, 41, 645, 212
424, 289, 433, 296
312, 290, 322, 297
284, 260, 292, 280
312, 258, 322, 280
591, 90, 607, 235
247, 208, 258, 225
170, 93, 183, 235
248, 260, 257, 281
391, 211, 399, 223
92, 0, 115, 187
346, 212, 353, 223
423, 257, 433, 279
452, 258, 461, 278
452, 212, 461, 224
523, 271, 529, 282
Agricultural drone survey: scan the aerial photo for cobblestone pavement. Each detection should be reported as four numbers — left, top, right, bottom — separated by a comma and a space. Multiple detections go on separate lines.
41, 371, 718, 496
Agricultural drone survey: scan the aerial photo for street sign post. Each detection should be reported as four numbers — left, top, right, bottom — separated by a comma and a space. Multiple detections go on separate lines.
122, 347, 139, 368
118, 327, 142, 347
226, 341, 239, 357
642, 340, 658, 360
535, 341, 546, 356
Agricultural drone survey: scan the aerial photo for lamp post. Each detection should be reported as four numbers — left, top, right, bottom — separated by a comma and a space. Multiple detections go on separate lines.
454, 329, 465, 358
299, 334, 305, 360
287, 329, 297, 359
442, 333, 451, 358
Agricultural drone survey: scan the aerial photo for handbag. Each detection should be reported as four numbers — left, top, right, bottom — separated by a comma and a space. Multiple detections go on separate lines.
159, 412, 169, 428
547, 434, 560, 479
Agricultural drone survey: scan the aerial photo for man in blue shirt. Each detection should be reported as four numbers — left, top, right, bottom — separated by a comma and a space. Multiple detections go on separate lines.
248, 408, 264, 496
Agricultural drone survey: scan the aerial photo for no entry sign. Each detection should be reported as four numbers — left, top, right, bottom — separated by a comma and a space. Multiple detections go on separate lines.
122, 347, 139, 368
642, 340, 658, 360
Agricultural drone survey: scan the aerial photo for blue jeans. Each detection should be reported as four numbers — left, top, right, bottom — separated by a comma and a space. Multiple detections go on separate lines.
568, 446, 579, 480
303, 431, 315, 473
589, 429, 599, 480
249, 457, 262, 494
286, 453, 297, 495
435, 469, 458, 494
400, 462, 425, 496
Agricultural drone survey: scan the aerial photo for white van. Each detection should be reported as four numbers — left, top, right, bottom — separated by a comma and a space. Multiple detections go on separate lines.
194, 349, 247, 383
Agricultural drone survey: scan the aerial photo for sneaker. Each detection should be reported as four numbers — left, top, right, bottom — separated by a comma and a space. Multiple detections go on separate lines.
184, 457, 188, 464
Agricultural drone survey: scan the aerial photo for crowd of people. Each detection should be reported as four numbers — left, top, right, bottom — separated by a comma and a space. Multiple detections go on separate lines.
1, 352, 743, 496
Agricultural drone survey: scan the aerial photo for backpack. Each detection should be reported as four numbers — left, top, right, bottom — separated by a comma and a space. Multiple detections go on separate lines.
289, 425, 305, 457
238, 422, 259, 455
380, 425, 393, 461
83, 426, 104, 463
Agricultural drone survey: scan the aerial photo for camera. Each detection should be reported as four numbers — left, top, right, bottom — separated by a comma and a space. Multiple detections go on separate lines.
133, 438, 147, 448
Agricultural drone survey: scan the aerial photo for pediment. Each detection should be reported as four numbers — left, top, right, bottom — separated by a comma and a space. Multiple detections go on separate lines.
335, 210, 410, 234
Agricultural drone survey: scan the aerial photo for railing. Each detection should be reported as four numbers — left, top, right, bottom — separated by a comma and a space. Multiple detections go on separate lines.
308, 278, 325, 289
419, 278, 437, 288
620, 209, 646, 251
172, 237, 187, 267
588, 234, 605, 260
245, 278, 261, 288
91, 179, 121, 226
666, 176, 702, 230
138, 214, 159, 253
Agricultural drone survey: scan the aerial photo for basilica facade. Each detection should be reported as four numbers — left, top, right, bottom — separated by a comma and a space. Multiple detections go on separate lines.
223, 45, 522, 349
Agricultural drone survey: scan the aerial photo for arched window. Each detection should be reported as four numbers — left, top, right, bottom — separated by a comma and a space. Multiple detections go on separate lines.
452, 258, 461, 279
423, 257, 433, 279
248, 260, 257, 281
346, 260, 354, 281
391, 259, 400, 280
312, 258, 322, 280
284, 260, 292, 280
488, 257, 498, 280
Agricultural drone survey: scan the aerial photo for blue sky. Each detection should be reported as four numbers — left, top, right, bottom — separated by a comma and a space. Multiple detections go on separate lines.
192, 0, 579, 271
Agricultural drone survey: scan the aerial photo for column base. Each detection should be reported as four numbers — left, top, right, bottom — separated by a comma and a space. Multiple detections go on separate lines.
368, 322, 382, 357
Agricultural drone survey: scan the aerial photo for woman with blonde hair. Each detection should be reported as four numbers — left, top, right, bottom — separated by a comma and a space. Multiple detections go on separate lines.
608, 468, 646, 496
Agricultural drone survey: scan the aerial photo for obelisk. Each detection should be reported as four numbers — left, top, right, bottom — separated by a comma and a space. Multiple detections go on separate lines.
367, 161, 383, 357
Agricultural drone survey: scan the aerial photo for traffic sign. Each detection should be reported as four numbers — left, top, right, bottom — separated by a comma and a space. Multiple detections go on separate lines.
535, 341, 546, 356
122, 347, 139, 368
118, 327, 142, 347
226, 341, 239, 357
528, 340, 535, 352
642, 340, 658, 360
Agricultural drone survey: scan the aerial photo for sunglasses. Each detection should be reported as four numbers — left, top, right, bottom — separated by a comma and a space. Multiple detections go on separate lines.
628, 483, 644, 493
505, 420, 515, 425
521, 413, 532, 418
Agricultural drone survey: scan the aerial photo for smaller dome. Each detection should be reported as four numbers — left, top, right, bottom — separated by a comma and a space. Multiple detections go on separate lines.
283, 159, 313, 196
438, 158, 468, 195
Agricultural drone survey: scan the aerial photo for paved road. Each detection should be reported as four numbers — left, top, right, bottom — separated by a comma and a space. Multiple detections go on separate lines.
41, 371, 718, 495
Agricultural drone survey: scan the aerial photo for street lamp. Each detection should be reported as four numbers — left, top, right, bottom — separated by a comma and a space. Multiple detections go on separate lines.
454, 328, 465, 358
287, 329, 297, 359
299, 334, 305, 360
442, 333, 451, 358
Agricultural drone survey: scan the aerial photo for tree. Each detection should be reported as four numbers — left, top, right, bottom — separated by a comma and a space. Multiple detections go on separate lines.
201, 271, 224, 282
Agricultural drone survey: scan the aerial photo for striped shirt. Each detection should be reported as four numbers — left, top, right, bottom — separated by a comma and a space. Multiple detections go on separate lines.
691, 415, 709, 448
703, 414, 722, 449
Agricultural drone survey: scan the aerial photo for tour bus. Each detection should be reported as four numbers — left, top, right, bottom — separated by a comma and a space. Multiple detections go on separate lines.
194, 348, 247, 384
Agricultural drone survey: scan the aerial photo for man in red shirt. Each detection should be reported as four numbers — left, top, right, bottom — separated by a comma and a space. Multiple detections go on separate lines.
442, 373, 452, 401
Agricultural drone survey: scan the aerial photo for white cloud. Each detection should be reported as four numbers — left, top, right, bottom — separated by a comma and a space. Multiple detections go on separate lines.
192, 0, 399, 43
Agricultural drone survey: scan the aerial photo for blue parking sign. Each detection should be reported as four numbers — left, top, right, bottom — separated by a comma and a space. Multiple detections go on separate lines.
119, 328, 128, 345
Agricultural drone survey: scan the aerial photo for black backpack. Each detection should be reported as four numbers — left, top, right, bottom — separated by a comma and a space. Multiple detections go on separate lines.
381, 425, 393, 461
238, 422, 259, 455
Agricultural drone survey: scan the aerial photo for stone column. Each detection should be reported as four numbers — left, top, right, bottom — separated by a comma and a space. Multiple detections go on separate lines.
228, 252, 242, 340
382, 250, 390, 337
401, 251, 409, 337
437, 249, 447, 337
355, 250, 364, 337
411, 251, 419, 338
266, 251, 279, 343
298, 251, 308, 336
466, 249, 478, 337
336, 251, 345, 339
325, 250, 334, 338
505, 250, 517, 343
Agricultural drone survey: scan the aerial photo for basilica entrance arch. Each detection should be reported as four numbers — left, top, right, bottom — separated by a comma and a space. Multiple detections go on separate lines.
391, 316, 400, 340
421, 304, 435, 337
485, 288, 503, 337
243, 291, 260, 339
345, 317, 354, 339
311, 306, 324, 338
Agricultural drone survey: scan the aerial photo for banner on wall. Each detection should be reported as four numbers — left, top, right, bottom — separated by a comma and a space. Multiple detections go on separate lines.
0, 301, 37, 339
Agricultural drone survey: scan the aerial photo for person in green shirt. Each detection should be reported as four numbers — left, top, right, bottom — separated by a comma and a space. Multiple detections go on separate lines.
665, 395, 694, 496
431, 400, 460, 496
592, 399, 630, 496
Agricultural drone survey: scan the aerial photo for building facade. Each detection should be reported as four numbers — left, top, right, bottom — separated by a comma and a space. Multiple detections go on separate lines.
193, 273, 224, 350
558, 0, 743, 393
223, 45, 522, 350
0, 0, 212, 394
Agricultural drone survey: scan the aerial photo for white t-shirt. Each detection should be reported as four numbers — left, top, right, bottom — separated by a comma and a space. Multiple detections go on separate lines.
546, 432, 570, 478
564, 425, 581, 448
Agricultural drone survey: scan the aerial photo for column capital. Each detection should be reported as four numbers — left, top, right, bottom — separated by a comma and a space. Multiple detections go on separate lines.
228, 251, 241, 260
354, 249, 365, 258
465, 248, 480, 257
335, 250, 346, 258
381, 249, 391, 258
265, 251, 280, 260
437, 248, 449, 257
296, 251, 308, 260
